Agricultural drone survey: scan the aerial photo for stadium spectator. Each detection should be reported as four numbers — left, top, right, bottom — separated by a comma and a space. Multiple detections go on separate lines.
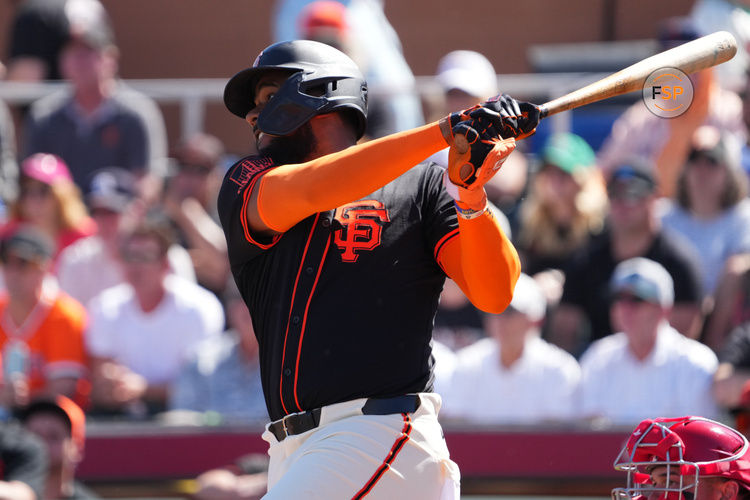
274, 0, 424, 135
658, 126, 750, 296
713, 321, 750, 414
57, 168, 195, 308
0, 99, 17, 212
426, 49, 527, 229
85, 211, 223, 417
516, 132, 607, 305
441, 273, 580, 424
5, 154, 96, 262
548, 161, 703, 356
597, 17, 745, 198
657, 126, 750, 351
4, 0, 95, 82
296, 1, 397, 140
168, 281, 267, 424
432, 49, 498, 120
19, 396, 98, 499
579, 258, 719, 425
162, 134, 228, 295
0, 225, 88, 411
690, 0, 750, 93
21, 3, 168, 197
0, 420, 47, 500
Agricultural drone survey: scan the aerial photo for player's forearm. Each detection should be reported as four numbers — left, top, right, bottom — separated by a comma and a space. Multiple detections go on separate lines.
440, 208, 520, 313
257, 121, 447, 232
457, 209, 521, 313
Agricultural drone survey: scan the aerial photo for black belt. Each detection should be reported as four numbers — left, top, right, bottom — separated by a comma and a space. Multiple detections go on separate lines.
269, 394, 421, 442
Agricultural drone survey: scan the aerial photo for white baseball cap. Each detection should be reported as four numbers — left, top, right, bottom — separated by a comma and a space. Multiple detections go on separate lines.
507, 273, 546, 322
436, 50, 498, 99
610, 257, 674, 308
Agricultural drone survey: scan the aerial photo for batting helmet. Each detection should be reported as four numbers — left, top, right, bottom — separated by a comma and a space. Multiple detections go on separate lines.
612, 416, 750, 500
223, 40, 368, 139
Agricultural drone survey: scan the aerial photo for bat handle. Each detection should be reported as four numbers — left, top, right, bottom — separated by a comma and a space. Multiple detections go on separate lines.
538, 104, 550, 119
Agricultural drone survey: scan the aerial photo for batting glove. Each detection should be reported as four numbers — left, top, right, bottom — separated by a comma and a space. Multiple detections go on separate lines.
444, 119, 516, 215
480, 94, 540, 139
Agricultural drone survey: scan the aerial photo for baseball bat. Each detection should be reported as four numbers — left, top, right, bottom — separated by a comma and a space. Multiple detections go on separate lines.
538, 30, 738, 118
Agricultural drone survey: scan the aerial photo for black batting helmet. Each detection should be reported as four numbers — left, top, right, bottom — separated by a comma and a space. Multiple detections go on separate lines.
223, 40, 368, 139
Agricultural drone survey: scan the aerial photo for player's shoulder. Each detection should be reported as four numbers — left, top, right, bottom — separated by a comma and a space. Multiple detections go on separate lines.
221, 155, 275, 192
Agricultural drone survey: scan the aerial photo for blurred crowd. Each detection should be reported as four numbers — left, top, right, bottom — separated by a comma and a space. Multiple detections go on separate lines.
3, 0, 750, 497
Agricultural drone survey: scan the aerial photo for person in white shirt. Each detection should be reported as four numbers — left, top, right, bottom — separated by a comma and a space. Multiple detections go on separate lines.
441, 273, 581, 424
57, 167, 195, 308
85, 210, 223, 417
579, 257, 719, 425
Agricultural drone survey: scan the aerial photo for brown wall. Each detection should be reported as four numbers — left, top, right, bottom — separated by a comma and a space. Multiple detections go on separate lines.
0, 0, 694, 155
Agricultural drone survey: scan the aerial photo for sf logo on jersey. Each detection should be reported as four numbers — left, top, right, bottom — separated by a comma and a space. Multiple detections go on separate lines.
333, 200, 390, 262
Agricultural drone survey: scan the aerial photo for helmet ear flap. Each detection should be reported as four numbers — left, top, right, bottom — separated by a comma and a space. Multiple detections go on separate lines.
258, 72, 330, 136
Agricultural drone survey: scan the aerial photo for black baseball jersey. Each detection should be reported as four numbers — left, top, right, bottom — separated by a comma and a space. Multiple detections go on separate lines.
218, 156, 459, 421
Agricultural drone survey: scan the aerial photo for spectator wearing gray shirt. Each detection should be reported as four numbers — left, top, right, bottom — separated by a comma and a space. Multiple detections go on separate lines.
22, 2, 167, 199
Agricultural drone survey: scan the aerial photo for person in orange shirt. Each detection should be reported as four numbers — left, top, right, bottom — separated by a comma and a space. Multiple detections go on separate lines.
0, 224, 88, 411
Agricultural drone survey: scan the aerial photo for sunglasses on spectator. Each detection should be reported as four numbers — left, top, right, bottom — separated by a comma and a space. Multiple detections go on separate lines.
613, 293, 652, 305
688, 152, 722, 168
608, 186, 651, 202
90, 207, 120, 217
120, 251, 163, 264
19, 184, 52, 199
2, 254, 43, 271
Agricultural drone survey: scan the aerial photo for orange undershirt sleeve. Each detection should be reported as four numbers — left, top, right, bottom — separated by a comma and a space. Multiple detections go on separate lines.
437, 208, 521, 313
255, 121, 448, 233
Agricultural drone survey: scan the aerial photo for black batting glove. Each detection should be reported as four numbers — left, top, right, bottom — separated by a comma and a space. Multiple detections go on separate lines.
481, 94, 541, 139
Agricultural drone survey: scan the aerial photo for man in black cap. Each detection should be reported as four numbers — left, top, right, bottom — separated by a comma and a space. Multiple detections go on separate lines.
548, 160, 703, 356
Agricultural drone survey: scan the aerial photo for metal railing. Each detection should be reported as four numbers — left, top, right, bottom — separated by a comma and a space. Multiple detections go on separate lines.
0, 72, 620, 139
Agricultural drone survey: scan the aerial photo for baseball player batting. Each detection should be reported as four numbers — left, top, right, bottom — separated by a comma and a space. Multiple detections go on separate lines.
218, 39, 535, 499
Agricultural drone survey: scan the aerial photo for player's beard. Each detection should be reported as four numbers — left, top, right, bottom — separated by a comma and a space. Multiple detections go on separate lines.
258, 122, 317, 165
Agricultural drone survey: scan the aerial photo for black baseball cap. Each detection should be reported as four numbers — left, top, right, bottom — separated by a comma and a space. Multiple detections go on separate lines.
86, 167, 136, 213
608, 160, 657, 199
0, 225, 55, 263
687, 128, 739, 170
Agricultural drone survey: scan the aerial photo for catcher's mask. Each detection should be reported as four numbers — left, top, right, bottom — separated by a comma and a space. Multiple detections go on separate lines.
612, 416, 750, 500
223, 39, 368, 139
